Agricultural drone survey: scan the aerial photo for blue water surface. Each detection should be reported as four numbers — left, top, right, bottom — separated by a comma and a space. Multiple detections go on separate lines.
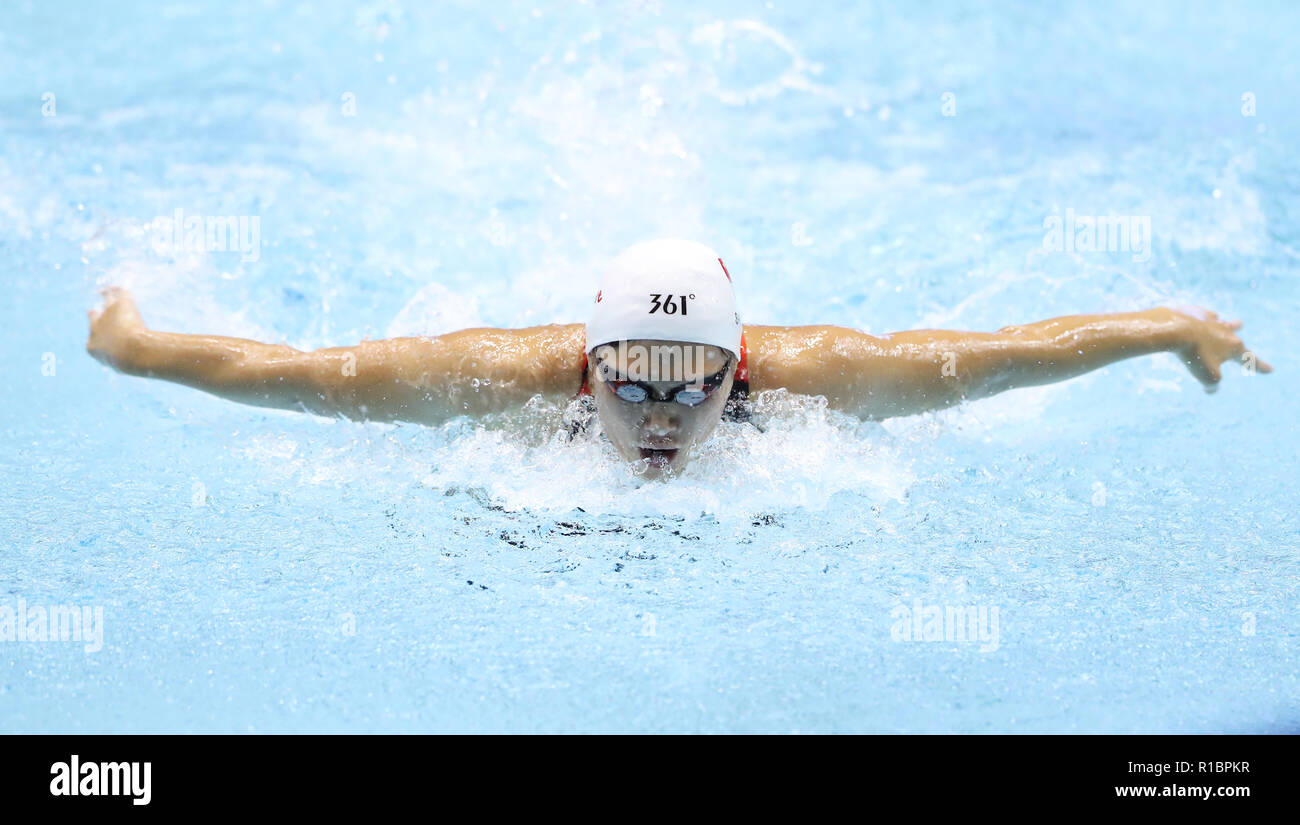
1, 0, 1297, 732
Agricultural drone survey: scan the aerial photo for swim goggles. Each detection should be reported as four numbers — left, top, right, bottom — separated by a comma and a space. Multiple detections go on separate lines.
599, 358, 733, 407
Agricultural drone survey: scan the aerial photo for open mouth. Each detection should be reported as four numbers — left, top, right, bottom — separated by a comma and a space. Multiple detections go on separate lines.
638, 447, 679, 467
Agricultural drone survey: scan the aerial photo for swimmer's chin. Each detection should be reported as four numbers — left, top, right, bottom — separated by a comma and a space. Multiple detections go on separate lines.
630, 447, 687, 480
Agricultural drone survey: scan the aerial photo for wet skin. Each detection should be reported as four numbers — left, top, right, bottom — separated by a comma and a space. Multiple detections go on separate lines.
587, 341, 734, 479
88, 287, 1272, 477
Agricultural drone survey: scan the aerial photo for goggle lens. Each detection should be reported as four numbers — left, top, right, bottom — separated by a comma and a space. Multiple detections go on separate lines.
613, 383, 650, 404
601, 360, 731, 407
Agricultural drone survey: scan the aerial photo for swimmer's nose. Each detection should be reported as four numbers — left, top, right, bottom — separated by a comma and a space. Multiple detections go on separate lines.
642, 404, 680, 436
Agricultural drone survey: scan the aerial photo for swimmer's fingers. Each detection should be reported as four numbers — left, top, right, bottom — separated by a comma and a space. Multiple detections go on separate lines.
87, 286, 147, 366
1217, 320, 1273, 375
96, 286, 144, 325
1180, 344, 1223, 392
1172, 305, 1221, 325
1239, 348, 1273, 375
1179, 327, 1271, 392
96, 285, 138, 313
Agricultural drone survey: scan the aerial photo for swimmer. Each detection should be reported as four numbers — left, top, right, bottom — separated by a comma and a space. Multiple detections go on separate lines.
87, 238, 1271, 478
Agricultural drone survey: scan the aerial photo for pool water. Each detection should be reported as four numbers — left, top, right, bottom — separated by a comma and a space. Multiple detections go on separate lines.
2, 0, 1297, 732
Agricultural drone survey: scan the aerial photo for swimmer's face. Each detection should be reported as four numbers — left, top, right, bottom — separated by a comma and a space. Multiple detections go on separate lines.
590, 340, 736, 479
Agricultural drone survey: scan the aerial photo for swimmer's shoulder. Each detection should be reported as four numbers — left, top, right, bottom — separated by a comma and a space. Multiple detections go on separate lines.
539, 323, 587, 391
406, 322, 586, 398
506, 322, 586, 395
743, 323, 866, 344
743, 324, 883, 393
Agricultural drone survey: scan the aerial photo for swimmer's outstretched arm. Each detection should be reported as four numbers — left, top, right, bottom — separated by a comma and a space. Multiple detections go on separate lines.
86, 288, 586, 425
744, 308, 1272, 420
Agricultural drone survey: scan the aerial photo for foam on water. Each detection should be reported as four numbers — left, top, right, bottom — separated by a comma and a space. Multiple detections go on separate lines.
415, 390, 913, 518
2, 0, 1298, 732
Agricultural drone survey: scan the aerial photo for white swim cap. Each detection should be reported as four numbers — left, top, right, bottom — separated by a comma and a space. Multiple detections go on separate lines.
586, 238, 742, 355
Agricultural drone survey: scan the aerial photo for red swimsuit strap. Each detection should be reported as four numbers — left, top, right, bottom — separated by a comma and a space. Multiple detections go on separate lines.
579, 333, 748, 397
735, 333, 750, 384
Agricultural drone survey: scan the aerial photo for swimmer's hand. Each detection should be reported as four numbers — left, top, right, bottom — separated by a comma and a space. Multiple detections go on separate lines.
1170, 307, 1272, 392
86, 286, 148, 371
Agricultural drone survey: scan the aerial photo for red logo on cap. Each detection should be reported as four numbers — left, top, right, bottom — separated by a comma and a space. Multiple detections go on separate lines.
595, 290, 603, 303
718, 258, 731, 282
